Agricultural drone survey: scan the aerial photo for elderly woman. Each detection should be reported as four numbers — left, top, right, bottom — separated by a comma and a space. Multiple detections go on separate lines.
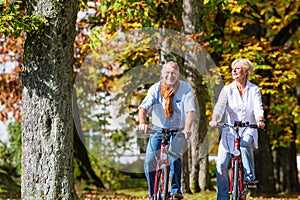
209, 58, 265, 200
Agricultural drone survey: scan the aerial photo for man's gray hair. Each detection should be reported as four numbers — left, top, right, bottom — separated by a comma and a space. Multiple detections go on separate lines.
162, 61, 179, 71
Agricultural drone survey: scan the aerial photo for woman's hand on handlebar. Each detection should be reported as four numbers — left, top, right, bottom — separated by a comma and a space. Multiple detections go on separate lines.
257, 121, 265, 129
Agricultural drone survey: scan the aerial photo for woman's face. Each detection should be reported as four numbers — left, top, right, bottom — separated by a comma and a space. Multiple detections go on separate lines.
161, 64, 179, 87
231, 64, 247, 82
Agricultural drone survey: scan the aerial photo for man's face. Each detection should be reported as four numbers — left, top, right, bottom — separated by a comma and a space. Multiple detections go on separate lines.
161, 64, 179, 87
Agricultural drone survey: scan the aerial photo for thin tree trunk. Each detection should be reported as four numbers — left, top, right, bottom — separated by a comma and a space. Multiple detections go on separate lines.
287, 129, 299, 192
254, 128, 275, 194
182, 0, 212, 192
73, 89, 105, 188
73, 124, 105, 188
22, 0, 78, 199
272, 141, 299, 193
181, 142, 191, 193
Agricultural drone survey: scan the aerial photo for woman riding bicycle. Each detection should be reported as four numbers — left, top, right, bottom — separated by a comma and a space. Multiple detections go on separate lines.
209, 58, 265, 200
138, 61, 195, 200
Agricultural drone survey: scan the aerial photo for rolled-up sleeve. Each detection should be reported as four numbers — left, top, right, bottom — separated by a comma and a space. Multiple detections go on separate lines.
213, 86, 228, 117
138, 84, 157, 113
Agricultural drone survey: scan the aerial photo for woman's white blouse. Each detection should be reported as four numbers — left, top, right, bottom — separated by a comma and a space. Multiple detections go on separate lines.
213, 81, 264, 151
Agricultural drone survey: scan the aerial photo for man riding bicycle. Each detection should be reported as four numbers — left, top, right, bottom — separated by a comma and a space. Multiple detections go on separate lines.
138, 61, 195, 200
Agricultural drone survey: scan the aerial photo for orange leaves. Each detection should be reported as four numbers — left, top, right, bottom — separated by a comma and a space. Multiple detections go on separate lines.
0, 35, 23, 122
0, 67, 22, 122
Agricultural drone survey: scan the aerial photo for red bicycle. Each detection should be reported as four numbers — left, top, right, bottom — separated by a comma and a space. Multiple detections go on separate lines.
146, 128, 184, 200
218, 121, 258, 200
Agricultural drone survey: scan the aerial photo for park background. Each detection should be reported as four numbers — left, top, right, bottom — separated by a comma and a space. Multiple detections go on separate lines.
0, 0, 300, 199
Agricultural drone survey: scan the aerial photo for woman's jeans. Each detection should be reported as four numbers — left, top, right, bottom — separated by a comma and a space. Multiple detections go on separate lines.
144, 132, 186, 197
216, 135, 255, 200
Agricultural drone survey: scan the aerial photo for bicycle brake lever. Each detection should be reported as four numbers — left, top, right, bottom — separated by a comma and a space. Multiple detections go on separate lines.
249, 124, 258, 129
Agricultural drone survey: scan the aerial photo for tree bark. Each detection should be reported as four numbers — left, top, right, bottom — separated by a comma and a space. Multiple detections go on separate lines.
181, 142, 192, 194
22, 0, 78, 199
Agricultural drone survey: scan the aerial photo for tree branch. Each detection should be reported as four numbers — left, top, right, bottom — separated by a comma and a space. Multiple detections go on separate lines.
271, 6, 300, 46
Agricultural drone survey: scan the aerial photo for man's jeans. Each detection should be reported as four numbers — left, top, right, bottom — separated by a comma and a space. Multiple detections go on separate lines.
216, 135, 255, 200
144, 131, 186, 197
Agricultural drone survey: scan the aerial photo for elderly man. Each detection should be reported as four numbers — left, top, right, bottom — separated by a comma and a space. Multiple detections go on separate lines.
138, 61, 195, 200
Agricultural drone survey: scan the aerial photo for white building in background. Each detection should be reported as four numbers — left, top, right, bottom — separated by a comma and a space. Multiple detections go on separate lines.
0, 39, 19, 145
84, 128, 144, 165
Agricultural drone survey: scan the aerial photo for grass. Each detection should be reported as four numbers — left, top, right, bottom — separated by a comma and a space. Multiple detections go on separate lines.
77, 178, 300, 200
116, 188, 217, 199
2, 175, 300, 199
79, 187, 300, 200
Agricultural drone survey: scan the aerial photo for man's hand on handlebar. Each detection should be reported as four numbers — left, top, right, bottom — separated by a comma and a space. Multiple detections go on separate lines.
209, 120, 218, 128
139, 123, 148, 133
183, 129, 192, 139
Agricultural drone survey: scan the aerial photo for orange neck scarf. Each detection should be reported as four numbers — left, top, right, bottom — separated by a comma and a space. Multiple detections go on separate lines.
160, 80, 180, 118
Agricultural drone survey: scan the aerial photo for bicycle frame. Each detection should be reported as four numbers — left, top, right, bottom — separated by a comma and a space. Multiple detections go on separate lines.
152, 129, 180, 200
230, 121, 244, 200
220, 121, 258, 200
153, 133, 170, 199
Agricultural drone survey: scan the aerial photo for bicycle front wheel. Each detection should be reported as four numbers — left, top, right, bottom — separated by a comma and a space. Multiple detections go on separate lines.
154, 164, 169, 200
232, 159, 239, 200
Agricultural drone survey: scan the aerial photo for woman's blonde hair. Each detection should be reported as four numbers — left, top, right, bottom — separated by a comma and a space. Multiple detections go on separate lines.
232, 58, 254, 80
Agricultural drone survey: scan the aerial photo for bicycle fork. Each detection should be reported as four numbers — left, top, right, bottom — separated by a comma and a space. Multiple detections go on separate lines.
153, 142, 170, 199
230, 134, 245, 200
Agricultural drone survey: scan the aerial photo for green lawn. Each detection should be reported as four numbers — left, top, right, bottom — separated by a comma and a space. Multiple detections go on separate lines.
2, 175, 299, 200
116, 187, 300, 200
77, 178, 300, 200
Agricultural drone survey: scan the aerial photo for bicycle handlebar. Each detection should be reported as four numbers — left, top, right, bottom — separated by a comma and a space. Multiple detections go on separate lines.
217, 121, 258, 129
143, 128, 183, 135
137, 127, 186, 139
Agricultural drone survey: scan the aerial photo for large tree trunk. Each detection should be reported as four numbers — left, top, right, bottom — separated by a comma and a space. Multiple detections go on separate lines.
22, 0, 78, 199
